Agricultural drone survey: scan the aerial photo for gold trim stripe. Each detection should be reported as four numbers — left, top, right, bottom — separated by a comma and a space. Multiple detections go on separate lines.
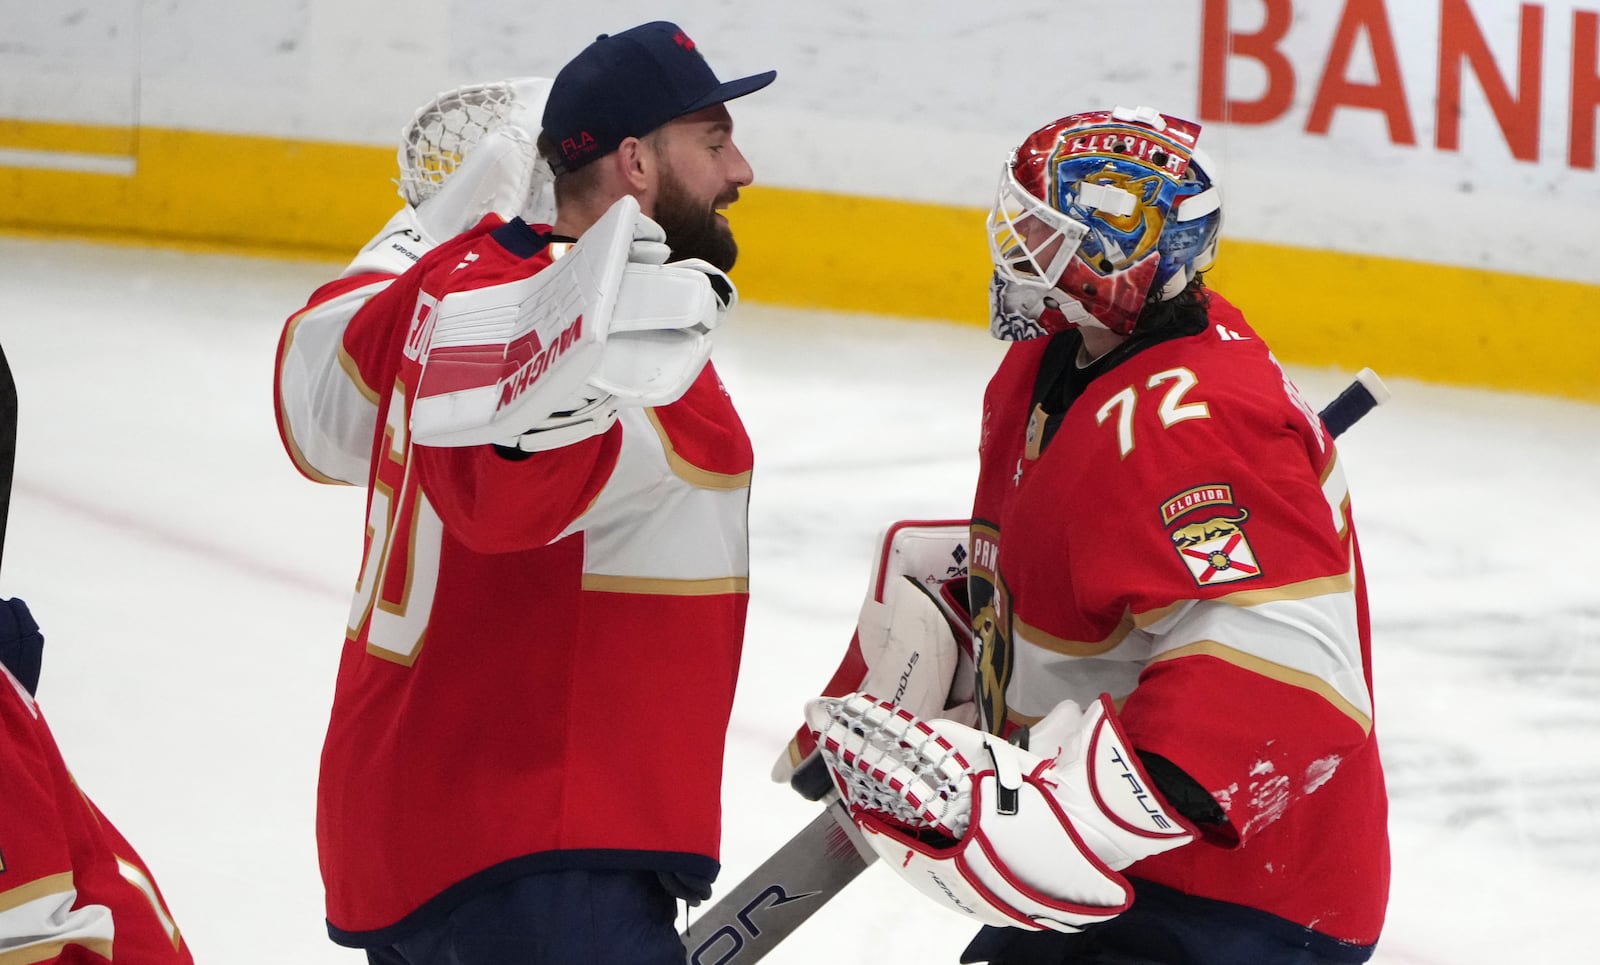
338, 341, 381, 404
0, 873, 116, 965
1151, 639, 1372, 735
1132, 570, 1355, 629
275, 307, 351, 486
581, 574, 748, 596
1015, 611, 1134, 657
0, 938, 114, 965
0, 873, 74, 915
646, 409, 752, 490
115, 856, 184, 951
365, 632, 423, 667
1318, 453, 1339, 486
1209, 570, 1355, 611
1319, 453, 1351, 539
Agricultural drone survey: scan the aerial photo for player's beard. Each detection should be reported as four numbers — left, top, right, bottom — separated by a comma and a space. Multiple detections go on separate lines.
655, 166, 739, 272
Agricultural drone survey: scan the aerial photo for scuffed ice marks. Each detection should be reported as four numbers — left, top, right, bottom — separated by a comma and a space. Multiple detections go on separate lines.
1384, 735, 1600, 876
1241, 758, 1292, 839
1221, 753, 1344, 840
1375, 602, 1600, 875
1304, 755, 1342, 794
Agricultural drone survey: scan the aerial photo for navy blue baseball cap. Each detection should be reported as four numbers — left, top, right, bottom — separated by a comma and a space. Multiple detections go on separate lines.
542, 21, 776, 173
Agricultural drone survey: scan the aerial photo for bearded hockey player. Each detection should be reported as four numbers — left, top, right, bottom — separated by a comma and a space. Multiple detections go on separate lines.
274, 21, 776, 964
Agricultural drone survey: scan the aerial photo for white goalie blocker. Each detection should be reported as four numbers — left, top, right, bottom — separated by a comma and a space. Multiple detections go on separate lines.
408, 194, 733, 449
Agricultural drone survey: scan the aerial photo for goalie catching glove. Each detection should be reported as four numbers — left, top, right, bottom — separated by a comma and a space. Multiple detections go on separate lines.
408, 194, 733, 451
804, 693, 1195, 932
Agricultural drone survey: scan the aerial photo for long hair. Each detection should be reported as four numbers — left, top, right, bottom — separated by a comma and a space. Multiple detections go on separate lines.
1134, 273, 1211, 339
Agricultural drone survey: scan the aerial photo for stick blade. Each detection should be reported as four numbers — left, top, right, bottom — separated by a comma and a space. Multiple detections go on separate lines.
681, 799, 875, 963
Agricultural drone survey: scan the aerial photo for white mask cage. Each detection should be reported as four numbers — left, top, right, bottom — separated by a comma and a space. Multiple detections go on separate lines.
985, 161, 1091, 295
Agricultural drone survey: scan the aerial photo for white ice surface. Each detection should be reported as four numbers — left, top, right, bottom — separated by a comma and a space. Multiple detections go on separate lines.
1, 236, 1596, 963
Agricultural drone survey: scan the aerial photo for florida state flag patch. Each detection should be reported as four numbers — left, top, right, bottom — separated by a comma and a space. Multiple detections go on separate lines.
1162, 484, 1262, 586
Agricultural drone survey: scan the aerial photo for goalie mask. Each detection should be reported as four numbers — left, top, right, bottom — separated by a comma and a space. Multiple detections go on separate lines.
987, 106, 1222, 340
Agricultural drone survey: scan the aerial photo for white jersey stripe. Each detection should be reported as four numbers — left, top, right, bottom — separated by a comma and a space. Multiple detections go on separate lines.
0, 873, 115, 963
277, 285, 384, 486
571, 408, 751, 583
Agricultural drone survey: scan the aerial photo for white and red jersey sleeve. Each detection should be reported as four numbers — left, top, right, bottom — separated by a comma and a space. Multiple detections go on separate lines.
274, 269, 394, 487
0, 666, 192, 964
341, 220, 625, 554
273, 213, 511, 488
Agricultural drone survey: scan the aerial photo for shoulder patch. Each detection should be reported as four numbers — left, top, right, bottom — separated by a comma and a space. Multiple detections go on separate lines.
1161, 484, 1234, 525
1162, 485, 1261, 586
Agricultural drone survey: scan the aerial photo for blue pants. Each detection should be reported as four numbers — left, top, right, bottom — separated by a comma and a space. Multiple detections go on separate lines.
364, 869, 684, 965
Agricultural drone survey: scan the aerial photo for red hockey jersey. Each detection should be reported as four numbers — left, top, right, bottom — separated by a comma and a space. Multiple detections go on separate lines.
0, 666, 192, 963
969, 293, 1388, 947
274, 218, 752, 943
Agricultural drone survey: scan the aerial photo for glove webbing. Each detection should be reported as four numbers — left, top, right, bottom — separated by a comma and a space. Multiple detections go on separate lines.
813, 694, 975, 838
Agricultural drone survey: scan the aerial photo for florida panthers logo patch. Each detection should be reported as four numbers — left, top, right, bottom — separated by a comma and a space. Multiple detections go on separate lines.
1163, 485, 1261, 586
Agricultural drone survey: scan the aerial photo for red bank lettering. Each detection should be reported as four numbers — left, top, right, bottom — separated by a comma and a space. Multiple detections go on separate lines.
1306, 0, 1416, 145
1198, 0, 1598, 169
1575, 11, 1600, 169
1437, 0, 1543, 160
1200, 0, 1296, 124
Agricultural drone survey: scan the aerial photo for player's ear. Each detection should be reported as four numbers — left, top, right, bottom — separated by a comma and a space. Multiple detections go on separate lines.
613, 136, 654, 194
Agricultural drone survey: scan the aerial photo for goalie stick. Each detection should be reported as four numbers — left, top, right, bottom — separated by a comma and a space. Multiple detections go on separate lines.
680, 795, 873, 963
680, 367, 1391, 964
1318, 367, 1390, 438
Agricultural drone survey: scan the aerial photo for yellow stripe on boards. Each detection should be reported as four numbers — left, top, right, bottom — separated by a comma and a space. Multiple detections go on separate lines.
0, 118, 135, 155
729, 186, 992, 324
1, 120, 1595, 401
1208, 242, 1600, 403
0, 121, 395, 253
